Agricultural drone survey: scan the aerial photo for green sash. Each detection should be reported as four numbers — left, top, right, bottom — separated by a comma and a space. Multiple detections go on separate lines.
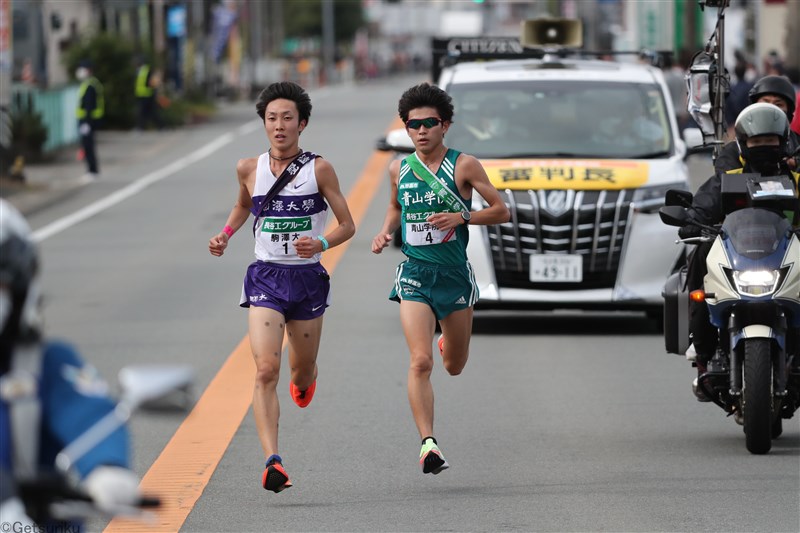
404, 152, 469, 215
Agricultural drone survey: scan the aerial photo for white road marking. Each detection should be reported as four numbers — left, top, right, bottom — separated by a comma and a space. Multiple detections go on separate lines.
30, 89, 339, 243
32, 131, 240, 243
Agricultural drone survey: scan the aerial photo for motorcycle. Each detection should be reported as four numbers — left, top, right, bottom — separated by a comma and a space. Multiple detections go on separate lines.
14, 364, 193, 526
660, 172, 800, 454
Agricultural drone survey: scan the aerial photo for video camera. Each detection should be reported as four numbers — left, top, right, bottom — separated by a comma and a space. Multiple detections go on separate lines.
721, 173, 798, 216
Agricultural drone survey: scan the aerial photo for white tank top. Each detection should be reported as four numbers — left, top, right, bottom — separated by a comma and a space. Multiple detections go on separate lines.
251, 152, 328, 264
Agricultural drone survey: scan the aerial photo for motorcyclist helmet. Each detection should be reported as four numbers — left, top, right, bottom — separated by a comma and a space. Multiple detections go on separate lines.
0, 199, 41, 346
734, 102, 790, 175
748, 75, 796, 122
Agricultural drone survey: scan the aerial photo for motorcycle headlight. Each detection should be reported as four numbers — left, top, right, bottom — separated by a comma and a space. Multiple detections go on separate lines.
730, 269, 781, 297
632, 182, 689, 214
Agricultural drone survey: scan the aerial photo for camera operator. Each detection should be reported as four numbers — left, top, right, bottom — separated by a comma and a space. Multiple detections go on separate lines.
681, 103, 799, 400
0, 199, 140, 526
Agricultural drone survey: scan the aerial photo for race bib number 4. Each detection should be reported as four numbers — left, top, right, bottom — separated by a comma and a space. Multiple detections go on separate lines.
405, 221, 457, 246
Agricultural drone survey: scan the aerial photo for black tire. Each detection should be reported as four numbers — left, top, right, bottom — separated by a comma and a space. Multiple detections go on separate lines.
646, 308, 664, 334
771, 415, 783, 440
743, 338, 773, 454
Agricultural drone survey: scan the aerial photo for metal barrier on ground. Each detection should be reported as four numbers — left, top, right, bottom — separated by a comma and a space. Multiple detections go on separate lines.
11, 83, 79, 153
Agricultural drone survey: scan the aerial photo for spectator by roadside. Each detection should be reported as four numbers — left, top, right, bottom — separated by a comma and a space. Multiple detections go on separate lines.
787, 67, 800, 137
725, 61, 755, 139
662, 53, 691, 131
135, 56, 164, 131
763, 50, 786, 77
75, 60, 104, 178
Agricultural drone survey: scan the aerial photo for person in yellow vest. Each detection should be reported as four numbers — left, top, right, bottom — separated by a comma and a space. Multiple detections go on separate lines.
135, 57, 163, 131
75, 60, 104, 178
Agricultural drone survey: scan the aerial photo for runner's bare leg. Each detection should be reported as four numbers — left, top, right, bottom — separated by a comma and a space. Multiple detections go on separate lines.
400, 301, 437, 439
249, 306, 287, 456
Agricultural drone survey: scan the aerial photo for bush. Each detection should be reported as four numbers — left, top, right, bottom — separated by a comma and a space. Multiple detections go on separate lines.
64, 35, 217, 129
11, 108, 48, 161
158, 91, 217, 127
64, 34, 139, 129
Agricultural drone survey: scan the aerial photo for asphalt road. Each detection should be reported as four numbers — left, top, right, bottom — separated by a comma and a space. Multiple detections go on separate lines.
22, 76, 799, 533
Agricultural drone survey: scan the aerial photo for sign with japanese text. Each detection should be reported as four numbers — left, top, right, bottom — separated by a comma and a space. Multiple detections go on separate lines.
481, 159, 649, 190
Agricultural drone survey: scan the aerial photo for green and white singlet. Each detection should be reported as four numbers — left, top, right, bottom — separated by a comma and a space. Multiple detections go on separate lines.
398, 149, 469, 266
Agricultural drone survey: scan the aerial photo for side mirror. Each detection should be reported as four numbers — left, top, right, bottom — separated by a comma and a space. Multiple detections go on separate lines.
682, 127, 715, 157
375, 137, 392, 152
375, 128, 414, 154
659, 205, 690, 227
682, 127, 704, 149
665, 189, 693, 207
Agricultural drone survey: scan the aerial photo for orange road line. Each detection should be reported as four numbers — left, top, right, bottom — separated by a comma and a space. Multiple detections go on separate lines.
105, 119, 402, 533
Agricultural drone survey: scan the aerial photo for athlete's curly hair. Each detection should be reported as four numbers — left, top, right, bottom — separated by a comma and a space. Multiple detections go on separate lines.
256, 82, 312, 124
397, 83, 454, 124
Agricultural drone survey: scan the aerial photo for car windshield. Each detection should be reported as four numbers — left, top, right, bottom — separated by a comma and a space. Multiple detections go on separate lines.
446, 80, 673, 159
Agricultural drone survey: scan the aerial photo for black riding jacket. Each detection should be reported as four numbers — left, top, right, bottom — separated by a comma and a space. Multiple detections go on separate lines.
687, 160, 798, 228
714, 130, 800, 175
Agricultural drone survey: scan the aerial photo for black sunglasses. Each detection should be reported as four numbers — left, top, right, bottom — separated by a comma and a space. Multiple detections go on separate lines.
406, 117, 442, 129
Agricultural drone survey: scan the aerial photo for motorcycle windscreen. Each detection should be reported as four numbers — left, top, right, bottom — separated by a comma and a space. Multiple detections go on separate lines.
722, 208, 792, 261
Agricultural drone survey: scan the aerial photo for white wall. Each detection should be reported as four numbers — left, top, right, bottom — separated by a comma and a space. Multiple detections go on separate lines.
42, 0, 94, 87
756, 1, 789, 70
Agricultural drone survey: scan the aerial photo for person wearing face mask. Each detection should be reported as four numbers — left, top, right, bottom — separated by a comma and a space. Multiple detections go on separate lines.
0, 199, 140, 527
715, 75, 798, 173
75, 60, 104, 178
680, 103, 799, 401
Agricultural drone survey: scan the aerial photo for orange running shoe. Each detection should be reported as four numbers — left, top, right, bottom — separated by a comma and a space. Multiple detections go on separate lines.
262, 455, 293, 493
437, 334, 444, 357
290, 379, 316, 408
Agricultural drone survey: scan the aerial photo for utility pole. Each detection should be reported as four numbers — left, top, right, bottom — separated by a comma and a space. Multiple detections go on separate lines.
250, 0, 261, 96
273, 1, 284, 57
0, 0, 13, 178
153, 0, 165, 58
322, 0, 335, 86
786, 0, 800, 71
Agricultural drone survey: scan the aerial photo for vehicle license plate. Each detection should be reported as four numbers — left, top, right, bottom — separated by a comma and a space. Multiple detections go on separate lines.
529, 254, 583, 282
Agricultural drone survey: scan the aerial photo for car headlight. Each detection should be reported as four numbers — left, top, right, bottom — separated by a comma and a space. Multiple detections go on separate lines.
632, 182, 689, 213
730, 269, 782, 297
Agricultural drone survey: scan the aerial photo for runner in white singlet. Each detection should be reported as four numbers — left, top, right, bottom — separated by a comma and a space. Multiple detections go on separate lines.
208, 82, 355, 493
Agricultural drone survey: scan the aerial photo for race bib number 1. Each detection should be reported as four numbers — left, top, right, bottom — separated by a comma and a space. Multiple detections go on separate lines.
405, 221, 456, 246
261, 216, 313, 256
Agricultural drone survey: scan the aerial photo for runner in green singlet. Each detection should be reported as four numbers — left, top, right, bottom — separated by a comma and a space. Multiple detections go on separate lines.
371, 83, 510, 475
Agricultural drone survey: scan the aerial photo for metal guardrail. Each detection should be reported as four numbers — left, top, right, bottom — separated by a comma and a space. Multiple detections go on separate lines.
11, 83, 79, 153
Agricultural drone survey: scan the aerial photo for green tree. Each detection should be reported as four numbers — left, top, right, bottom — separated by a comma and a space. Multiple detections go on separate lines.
283, 0, 364, 44
65, 33, 137, 129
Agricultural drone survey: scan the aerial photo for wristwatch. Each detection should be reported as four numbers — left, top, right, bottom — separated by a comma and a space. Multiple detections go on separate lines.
460, 210, 471, 225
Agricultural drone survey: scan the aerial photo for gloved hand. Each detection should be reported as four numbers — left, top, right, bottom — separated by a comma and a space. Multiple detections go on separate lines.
83, 465, 140, 514
79, 123, 91, 136
0, 497, 36, 528
678, 225, 702, 239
